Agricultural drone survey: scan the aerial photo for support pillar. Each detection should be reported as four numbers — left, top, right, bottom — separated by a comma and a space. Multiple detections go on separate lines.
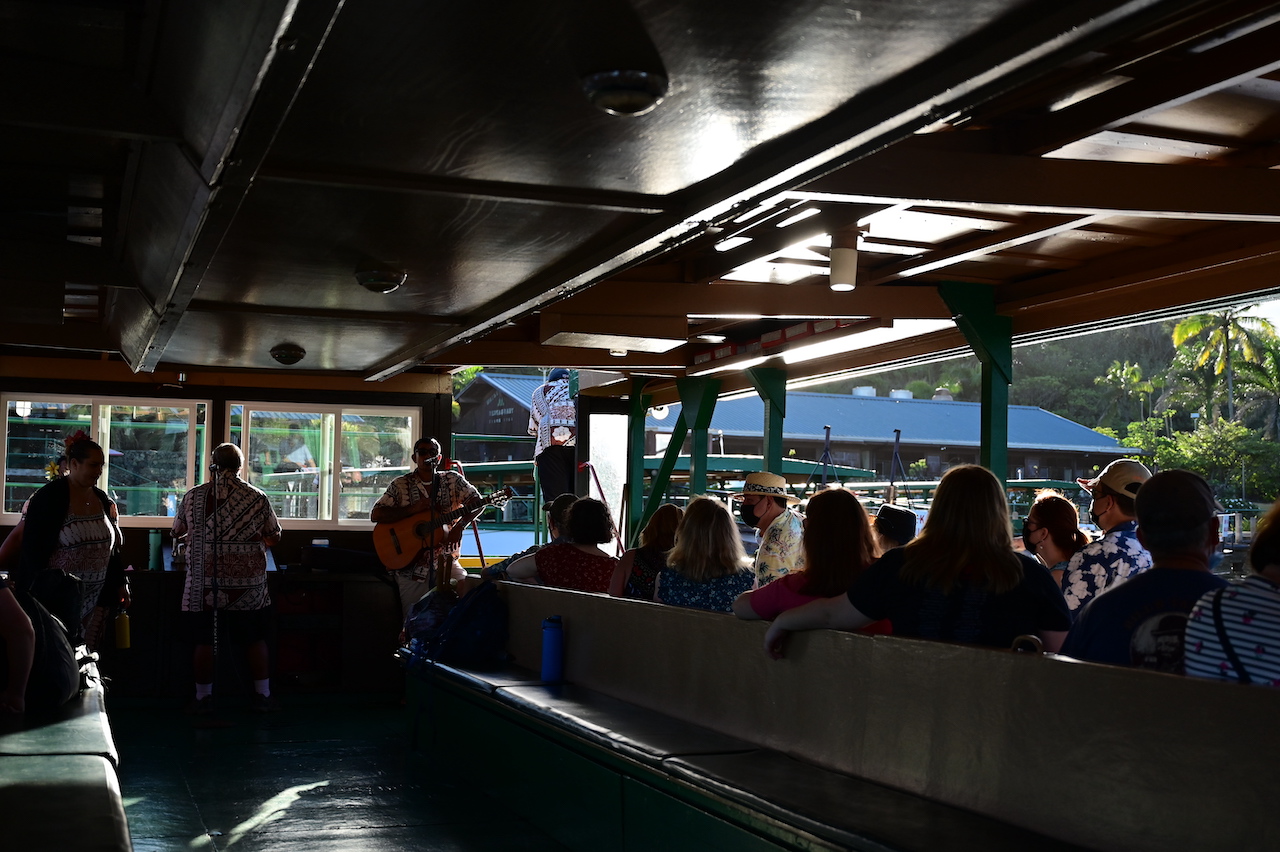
639, 377, 720, 534
747, 367, 787, 475
625, 377, 651, 547
939, 282, 1012, 479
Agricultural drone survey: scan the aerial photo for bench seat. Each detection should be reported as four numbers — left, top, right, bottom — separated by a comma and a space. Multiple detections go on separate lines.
0, 668, 118, 765
0, 754, 132, 851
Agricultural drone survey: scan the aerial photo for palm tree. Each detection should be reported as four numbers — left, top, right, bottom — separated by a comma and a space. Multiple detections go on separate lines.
1172, 308, 1275, 419
1164, 348, 1224, 423
1093, 360, 1151, 426
1236, 339, 1280, 440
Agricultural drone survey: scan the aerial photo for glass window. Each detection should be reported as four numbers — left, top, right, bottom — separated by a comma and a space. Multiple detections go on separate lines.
231, 403, 416, 525
3, 395, 208, 525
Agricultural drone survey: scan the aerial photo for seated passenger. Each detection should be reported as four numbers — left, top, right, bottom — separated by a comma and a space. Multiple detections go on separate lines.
1062, 470, 1228, 673
610, 503, 682, 599
1022, 491, 1089, 587
873, 502, 917, 551
656, 496, 755, 613
1185, 499, 1280, 687
0, 575, 34, 714
733, 488, 887, 633
764, 465, 1071, 658
506, 498, 617, 592
481, 493, 577, 580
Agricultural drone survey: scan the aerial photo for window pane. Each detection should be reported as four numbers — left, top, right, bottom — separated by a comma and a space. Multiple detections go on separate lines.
103, 404, 200, 517
244, 410, 332, 520
339, 413, 414, 520
4, 400, 92, 513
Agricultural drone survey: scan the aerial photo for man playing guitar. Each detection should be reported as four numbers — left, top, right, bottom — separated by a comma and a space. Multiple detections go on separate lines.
371, 438, 486, 624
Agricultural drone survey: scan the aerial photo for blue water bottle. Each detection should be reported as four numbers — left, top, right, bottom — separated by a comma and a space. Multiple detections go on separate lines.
541, 616, 564, 683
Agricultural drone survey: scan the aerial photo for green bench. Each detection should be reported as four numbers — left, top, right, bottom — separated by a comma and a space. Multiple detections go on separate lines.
0, 665, 132, 851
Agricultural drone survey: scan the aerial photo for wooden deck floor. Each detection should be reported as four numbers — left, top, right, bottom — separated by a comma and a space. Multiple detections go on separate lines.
109, 694, 567, 851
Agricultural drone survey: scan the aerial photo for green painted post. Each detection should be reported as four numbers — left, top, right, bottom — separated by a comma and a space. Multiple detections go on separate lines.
626, 378, 651, 548
939, 282, 1012, 479
747, 367, 787, 475
675, 377, 721, 497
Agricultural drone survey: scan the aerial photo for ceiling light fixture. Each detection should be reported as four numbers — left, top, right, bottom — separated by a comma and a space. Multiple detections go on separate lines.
829, 226, 861, 292
270, 342, 306, 365
354, 261, 407, 294
582, 70, 668, 116
609, 348, 628, 357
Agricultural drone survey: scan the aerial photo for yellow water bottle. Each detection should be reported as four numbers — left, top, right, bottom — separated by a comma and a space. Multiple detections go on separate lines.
114, 611, 131, 649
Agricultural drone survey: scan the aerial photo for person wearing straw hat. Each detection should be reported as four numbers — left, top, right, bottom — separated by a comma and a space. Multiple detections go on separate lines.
732, 472, 804, 584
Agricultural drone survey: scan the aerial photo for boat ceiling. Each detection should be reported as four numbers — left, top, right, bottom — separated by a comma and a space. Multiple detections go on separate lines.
6, 0, 1280, 401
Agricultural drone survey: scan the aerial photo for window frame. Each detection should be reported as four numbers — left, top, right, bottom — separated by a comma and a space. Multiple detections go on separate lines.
229, 400, 420, 529
2, 393, 210, 529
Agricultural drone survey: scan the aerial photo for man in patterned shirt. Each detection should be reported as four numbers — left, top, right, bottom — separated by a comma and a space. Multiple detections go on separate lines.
732, 472, 804, 584
372, 437, 485, 624
1062, 458, 1152, 620
528, 368, 577, 502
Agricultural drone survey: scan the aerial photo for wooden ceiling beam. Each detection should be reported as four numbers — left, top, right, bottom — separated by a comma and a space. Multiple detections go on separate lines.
800, 148, 1280, 222
256, 164, 672, 214
1017, 19, 1280, 154
550, 280, 953, 320
419, 342, 689, 370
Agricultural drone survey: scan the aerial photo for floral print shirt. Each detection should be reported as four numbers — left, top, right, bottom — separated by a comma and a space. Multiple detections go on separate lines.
754, 509, 805, 585
656, 567, 756, 613
1061, 520, 1151, 620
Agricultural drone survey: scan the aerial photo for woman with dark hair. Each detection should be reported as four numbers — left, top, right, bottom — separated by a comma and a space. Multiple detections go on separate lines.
507, 497, 618, 592
14, 432, 128, 649
1022, 491, 1089, 586
655, 496, 755, 612
609, 503, 682, 599
763, 465, 1070, 658
733, 488, 885, 628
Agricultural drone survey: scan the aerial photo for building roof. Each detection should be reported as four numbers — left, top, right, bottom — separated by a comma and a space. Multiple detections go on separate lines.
455, 373, 545, 413
647, 392, 1130, 454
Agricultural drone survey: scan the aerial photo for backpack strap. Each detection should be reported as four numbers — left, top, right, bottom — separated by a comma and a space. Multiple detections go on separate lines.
1211, 587, 1252, 685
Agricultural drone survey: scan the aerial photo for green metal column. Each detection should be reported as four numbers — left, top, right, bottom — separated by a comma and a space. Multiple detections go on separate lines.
638, 378, 720, 535
676, 377, 721, 497
939, 282, 1012, 478
626, 377, 652, 548
747, 367, 787, 474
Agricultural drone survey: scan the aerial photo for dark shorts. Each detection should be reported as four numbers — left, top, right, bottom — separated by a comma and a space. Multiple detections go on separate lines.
178, 605, 274, 646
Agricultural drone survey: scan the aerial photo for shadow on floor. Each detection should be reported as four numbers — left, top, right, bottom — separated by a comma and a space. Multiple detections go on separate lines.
108, 694, 567, 851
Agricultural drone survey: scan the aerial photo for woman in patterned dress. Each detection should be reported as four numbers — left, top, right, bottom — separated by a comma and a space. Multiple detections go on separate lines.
609, 503, 682, 599
655, 496, 755, 613
507, 498, 618, 592
15, 433, 128, 649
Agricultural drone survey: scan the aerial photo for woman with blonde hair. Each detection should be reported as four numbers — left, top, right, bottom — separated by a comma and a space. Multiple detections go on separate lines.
733, 488, 886, 630
764, 465, 1070, 657
609, 503, 683, 599
1022, 491, 1089, 586
655, 496, 755, 612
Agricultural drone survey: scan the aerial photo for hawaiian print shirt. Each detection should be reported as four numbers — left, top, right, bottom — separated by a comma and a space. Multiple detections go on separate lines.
754, 509, 805, 585
373, 471, 481, 581
528, 377, 576, 456
1061, 519, 1151, 619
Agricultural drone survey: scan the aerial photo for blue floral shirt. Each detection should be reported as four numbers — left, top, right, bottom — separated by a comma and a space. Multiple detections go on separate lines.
1061, 520, 1151, 620
656, 567, 755, 613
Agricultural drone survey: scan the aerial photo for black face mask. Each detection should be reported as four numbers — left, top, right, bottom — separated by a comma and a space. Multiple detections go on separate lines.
738, 501, 759, 528
1089, 508, 1103, 528
1023, 530, 1039, 556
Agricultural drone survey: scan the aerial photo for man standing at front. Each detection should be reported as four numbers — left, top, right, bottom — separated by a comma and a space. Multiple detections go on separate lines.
1061, 469, 1228, 673
1062, 458, 1153, 619
371, 438, 485, 624
173, 443, 282, 714
733, 472, 804, 584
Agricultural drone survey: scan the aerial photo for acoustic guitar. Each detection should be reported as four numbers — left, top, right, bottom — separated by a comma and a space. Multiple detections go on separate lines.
374, 487, 513, 570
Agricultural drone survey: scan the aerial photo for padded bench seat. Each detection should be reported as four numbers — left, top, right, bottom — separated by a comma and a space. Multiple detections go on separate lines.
0, 668, 118, 765
496, 682, 757, 768
0, 754, 132, 851
667, 751, 1085, 852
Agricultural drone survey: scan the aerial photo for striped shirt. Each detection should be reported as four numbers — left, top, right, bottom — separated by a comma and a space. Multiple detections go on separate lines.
1184, 575, 1280, 687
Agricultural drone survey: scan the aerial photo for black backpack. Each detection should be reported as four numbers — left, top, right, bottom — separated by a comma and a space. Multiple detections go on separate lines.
422, 581, 509, 669
1, 588, 80, 712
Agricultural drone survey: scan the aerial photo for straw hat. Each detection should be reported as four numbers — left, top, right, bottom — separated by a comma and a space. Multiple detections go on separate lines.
732, 472, 800, 504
